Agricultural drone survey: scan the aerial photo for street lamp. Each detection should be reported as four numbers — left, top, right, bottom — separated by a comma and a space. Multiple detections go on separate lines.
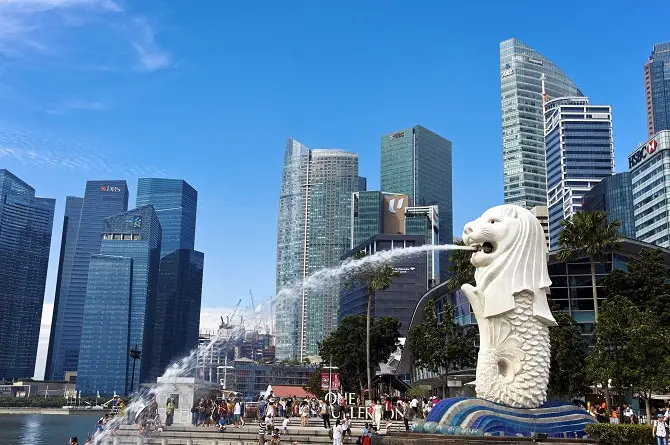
129, 345, 142, 394
604, 342, 628, 406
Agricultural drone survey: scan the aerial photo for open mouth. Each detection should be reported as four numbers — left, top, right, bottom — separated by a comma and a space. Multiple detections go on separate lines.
471, 241, 495, 254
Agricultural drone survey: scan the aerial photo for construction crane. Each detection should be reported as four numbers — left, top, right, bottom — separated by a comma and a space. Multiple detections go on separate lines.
219, 298, 242, 331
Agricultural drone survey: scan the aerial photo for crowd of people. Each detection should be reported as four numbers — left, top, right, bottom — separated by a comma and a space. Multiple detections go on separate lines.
191, 396, 246, 431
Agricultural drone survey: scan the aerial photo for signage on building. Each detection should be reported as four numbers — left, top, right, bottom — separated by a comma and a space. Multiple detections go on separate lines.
389, 132, 404, 140
100, 185, 122, 192
629, 138, 659, 169
526, 57, 544, 66
501, 68, 515, 77
321, 373, 341, 391
394, 266, 416, 275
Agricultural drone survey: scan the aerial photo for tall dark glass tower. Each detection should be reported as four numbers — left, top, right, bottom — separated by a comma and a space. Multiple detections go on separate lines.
77, 205, 162, 395
380, 125, 452, 279
645, 43, 670, 137
45, 181, 128, 381
582, 173, 635, 240
136, 178, 203, 381
0, 170, 55, 379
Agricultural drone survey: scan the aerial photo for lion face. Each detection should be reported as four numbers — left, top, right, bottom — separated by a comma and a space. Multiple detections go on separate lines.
462, 206, 521, 267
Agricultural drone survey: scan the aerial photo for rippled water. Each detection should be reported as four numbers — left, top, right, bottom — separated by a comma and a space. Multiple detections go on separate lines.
0, 413, 101, 445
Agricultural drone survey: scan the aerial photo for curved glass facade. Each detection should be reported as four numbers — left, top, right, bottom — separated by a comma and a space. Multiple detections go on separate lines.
500, 38, 583, 208
275, 139, 359, 360
645, 43, 670, 137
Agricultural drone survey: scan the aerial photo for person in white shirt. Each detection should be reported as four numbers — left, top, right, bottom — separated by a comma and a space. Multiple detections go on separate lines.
654, 414, 668, 445
234, 401, 242, 427
410, 397, 418, 417
332, 419, 343, 445
282, 416, 290, 433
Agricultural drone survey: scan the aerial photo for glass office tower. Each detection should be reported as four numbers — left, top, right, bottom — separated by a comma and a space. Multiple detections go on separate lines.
77, 205, 162, 395
544, 97, 614, 250
380, 125, 452, 279
582, 173, 636, 240
645, 43, 670, 137
136, 178, 197, 254
500, 38, 583, 209
275, 139, 359, 360
136, 178, 204, 382
46, 181, 128, 381
0, 170, 55, 379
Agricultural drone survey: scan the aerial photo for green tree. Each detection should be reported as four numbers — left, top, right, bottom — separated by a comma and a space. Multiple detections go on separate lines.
548, 311, 589, 400
589, 295, 670, 423
557, 211, 621, 321
601, 248, 670, 324
319, 315, 401, 398
407, 300, 476, 397
350, 251, 400, 400
447, 240, 475, 292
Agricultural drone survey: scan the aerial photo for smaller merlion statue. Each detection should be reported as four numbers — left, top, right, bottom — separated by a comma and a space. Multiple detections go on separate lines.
461, 204, 556, 409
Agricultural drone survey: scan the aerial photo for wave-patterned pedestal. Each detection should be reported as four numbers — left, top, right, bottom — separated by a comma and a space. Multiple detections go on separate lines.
417, 397, 596, 438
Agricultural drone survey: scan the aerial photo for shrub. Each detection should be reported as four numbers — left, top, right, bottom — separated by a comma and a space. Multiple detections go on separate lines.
585, 423, 654, 445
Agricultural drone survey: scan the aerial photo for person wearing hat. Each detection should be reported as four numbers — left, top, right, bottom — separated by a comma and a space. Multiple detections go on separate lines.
653, 413, 668, 445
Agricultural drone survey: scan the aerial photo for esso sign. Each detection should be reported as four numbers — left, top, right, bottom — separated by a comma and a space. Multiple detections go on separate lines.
629, 139, 659, 169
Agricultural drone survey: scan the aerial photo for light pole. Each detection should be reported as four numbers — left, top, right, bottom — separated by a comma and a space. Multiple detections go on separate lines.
129, 344, 142, 394
605, 342, 628, 406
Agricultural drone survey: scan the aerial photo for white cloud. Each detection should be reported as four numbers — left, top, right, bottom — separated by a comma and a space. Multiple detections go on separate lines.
34, 303, 53, 380
0, 0, 170, 72
45, 99, 109, 115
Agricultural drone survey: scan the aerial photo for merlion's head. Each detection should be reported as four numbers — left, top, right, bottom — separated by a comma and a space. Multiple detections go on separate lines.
462, 205, 556, 324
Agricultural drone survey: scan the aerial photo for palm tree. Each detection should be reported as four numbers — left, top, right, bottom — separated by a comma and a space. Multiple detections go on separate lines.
352, 251, 399, 400
557, 211, 621, 321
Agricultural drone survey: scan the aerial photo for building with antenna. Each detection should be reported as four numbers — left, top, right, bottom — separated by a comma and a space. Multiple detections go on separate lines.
500, 38, 583, 209
275, 138, 359, 361
645, 42, 670, 137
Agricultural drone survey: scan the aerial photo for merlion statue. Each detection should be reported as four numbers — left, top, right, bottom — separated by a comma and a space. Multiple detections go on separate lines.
461, 204, 556, 408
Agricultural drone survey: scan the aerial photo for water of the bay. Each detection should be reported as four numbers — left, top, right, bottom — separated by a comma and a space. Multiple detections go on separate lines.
0, 413, 101, 445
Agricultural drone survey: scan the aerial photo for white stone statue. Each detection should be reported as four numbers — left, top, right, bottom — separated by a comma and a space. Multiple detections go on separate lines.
461, 205, 557, 408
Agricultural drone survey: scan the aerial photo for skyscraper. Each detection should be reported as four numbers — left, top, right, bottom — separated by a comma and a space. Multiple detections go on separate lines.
77, 205, 162, 395
629, 131, 670, 247
543, 96, 614, 250
0, 170, 55, 379
45, 196, 83, 381
136, 178, 197, 254
275, 138, 359, 360
380, 125, 452, 279
645, 43, 670, 137
500, 38, 583, 209
582, 173, 636, 240
46, 181, 128, 381
136, 178, 204, 382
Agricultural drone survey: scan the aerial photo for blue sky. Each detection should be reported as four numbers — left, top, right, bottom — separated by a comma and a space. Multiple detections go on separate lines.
1, 0, 669, 334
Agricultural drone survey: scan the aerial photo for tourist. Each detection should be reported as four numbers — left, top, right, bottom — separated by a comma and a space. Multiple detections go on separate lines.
271, 427, 281, 444
321, 400, 331, 429
332, 419, 343, 445
234, 399, 243, 427
410, 396, 419, 417
282, 415, 290, 433
300, 401, 310, 427
166, 397, 175, 427
258, 415, 267, 445
372, 399, 383, 431
403, 398, 414, 432
69, 437, 79, 445
384, 398, 392, 421
265, 411, 274, 434
259, 396, 267, 417
654, 413, 668, 445
623, 403, 634, 423
342, 415, 350, 439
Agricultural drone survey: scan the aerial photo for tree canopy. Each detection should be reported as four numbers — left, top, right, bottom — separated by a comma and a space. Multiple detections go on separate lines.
447, 240, 475, 292
547, 311, 589, 400
407, 300, 476, 395
319, 315, 401, 395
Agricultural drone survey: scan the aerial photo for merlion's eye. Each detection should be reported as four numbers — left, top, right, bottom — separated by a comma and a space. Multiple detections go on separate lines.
489, 219, 496, 224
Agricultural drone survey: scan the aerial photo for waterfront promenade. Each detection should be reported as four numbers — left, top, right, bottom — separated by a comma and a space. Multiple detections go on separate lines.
0, 407, 112, 415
